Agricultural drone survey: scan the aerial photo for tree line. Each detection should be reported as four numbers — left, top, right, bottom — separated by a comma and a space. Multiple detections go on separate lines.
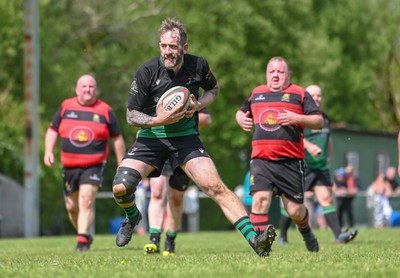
1, 0, 399, 233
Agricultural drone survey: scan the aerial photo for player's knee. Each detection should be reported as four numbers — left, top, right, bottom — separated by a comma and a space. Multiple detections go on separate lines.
112, 167, 141, 204
321, 195, 334, 206
150, 187, 166, 199
289, 206, 307, 221
65, 202, 78, 214
203, 179, 227, 197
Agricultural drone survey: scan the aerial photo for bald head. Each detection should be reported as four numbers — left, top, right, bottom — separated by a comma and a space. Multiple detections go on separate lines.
306, 84, 322, 107
75, 74, 97, 105
386, 166, 396, 180
77, 74, 96, 87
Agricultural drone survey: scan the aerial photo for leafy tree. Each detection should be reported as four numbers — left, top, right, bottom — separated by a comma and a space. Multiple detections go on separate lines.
0, 93, 25, 182
0, 1, 24, 181
316, 0, 400, 131
2, 0, 400, 233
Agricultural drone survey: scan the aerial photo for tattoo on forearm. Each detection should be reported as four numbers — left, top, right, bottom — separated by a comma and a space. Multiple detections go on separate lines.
208, 86, 219, 97
126, 109, 153, 128
199, 86, 219, 108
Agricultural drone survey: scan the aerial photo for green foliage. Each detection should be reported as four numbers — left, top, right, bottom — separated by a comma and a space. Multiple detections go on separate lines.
2, 0, 400, 234
316, 0, 400, 131
0, 93, 24, 182
0, 228, 399, 277
0, 1, 24, 102
0, 1, 25, 180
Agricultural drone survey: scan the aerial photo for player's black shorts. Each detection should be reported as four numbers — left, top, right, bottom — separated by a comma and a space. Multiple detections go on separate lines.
250, 158, 306, 204
304, 168, 333, 191
161, 160, 190, 192
125, 135, 210, 178
62, 162, 106, 196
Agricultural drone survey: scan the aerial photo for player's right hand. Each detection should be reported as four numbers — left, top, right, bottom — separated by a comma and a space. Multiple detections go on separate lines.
239, 111, 254, 132
43, 152, 54, 167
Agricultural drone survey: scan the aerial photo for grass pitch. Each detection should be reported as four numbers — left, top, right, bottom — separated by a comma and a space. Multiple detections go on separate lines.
0, 227, 399, 278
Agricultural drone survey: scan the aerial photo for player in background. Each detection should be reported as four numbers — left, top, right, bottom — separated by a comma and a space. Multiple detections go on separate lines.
144, 108, 211, 256
44, 74, 126, 252
236, 57, 323, 252
278, 84, 358, 245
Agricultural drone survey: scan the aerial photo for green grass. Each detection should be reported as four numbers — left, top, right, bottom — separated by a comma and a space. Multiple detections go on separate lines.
0, 228, 399, 278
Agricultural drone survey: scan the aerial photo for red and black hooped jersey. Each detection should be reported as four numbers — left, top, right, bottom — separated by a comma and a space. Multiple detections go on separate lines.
50, 97, 122, 168
239, 84, 322, 160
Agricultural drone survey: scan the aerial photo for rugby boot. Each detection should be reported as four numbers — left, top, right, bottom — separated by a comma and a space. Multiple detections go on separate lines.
250, 224, 277, 257
162, 237, 176, 257
336, 228, 358, 244
144, 235, 160, 254
116, 213, 142, 247
75, 234, 93, 252
277, 237, 288, 245
301, 229, 319, 252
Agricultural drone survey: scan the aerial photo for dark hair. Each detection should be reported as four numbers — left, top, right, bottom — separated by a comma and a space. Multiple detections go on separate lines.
159, 18, 187, 46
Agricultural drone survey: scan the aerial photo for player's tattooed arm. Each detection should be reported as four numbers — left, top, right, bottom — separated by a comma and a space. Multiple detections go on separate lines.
197, 83, 219, 110
126, 109, 153, 128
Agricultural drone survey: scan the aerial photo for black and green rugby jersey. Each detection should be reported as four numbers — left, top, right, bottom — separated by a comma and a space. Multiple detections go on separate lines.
127, 54, 217, 139
304, 112, 330, 170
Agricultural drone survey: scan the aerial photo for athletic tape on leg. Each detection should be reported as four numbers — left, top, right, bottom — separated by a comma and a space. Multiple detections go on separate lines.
112, 167, 141, 203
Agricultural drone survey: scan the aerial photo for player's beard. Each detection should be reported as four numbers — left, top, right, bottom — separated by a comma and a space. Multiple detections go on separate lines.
164, 50, 184, 70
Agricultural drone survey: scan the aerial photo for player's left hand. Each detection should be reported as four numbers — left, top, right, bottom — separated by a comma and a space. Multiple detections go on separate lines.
156, 103, 186, 125
277, 109, 300, 126
308, 144, 322, 157
184, 95, 200, 118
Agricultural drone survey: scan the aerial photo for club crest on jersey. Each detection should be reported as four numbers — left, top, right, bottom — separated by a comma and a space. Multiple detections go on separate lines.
259, 109, 281, 132
92, 114, 100, 123
281, 93, 290, 102
69, 127, 94, 147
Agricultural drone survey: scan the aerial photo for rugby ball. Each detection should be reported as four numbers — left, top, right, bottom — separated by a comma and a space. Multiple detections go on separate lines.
156, 86, 191, 113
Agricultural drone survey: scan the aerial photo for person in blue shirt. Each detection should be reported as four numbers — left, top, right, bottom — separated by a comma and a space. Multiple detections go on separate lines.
243, 171, 253, 213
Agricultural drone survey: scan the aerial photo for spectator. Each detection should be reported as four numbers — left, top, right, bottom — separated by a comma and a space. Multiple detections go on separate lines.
333, 165, 361, 228
368, 173, 393, 228
242, 170, 252, 214
385, 166, 400, 196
